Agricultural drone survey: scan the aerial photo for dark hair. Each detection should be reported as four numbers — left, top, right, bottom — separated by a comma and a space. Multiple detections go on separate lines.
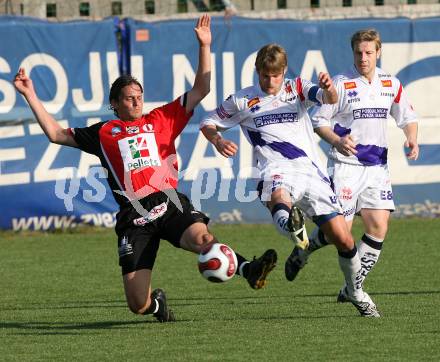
109, 75, 143, 117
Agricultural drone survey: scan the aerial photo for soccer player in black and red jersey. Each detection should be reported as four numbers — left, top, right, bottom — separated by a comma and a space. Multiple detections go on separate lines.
14, 15, 277, 322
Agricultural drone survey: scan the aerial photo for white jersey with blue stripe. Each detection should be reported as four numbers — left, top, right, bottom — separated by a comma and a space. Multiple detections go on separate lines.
201, 77, 325, 171
311, 66, 417, 166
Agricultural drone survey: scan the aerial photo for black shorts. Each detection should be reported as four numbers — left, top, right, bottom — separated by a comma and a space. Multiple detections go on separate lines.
115, 190, 209, 275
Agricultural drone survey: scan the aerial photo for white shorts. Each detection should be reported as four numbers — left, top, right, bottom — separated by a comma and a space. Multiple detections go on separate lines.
258, 158, 342, 219
329, 161, 395, 221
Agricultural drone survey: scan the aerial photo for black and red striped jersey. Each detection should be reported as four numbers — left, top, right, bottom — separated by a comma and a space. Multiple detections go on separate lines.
70, 95, 192, 206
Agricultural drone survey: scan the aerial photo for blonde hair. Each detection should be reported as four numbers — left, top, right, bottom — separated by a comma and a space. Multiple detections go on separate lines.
255, 43, 287, 73
351, 29, 382, 51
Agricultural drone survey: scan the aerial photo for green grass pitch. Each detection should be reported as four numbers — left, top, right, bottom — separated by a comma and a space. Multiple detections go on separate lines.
1, 218, 439, 361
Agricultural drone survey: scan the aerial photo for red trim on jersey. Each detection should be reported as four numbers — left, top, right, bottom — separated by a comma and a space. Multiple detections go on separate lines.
394, 83, 403, 103
296, 78, 305, 101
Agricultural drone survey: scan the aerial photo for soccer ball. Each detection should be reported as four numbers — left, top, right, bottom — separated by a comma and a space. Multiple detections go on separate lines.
198, 243, 238, 283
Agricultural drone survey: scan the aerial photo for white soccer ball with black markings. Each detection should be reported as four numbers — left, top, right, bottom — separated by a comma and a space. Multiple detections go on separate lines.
198, 243, 238, 283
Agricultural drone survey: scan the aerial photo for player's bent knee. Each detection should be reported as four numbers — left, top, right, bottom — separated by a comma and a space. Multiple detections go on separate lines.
333, 232, 355, 251
191, 233, 215, 252
201, 232, 215, 245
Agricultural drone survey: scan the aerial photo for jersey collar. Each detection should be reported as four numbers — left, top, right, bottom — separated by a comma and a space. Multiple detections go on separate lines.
351, 64, 379, 85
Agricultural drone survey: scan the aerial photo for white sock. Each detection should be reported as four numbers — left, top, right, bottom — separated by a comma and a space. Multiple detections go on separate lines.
239, 261, 250, 277
271, 204, 291, 239
358, 233, 383, 285
338, 247, 364, 301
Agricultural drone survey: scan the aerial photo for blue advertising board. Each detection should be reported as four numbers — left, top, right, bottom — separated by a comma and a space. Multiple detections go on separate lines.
1, 16, 439, 230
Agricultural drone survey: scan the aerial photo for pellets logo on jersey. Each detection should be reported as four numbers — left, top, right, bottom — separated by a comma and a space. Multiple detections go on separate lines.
129, 137, 150, 159
344, 82, 357, 89
381, 80, 392, 87
119, 133, 162, 171
247, 97, 260, 108
347, 90, 358, 97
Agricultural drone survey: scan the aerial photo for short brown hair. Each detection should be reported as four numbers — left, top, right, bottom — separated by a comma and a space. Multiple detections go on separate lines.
255, 43, 287, 73
351, 29, 382, 51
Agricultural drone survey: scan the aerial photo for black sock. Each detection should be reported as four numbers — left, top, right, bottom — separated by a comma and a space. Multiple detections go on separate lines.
142, 298, 159, 315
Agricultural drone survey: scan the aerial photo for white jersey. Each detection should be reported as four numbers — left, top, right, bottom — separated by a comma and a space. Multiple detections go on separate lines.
201, 78, 325, 171
311, 66, 417, 166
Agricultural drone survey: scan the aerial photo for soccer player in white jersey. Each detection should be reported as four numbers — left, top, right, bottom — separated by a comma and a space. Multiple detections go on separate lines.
287, 29, 419, 305
200, 43, 381, 317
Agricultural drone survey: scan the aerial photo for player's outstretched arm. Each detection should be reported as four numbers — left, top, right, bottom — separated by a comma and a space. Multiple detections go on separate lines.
315, 126, 357, 156
14, 68, 78, 147
201, 124, 238, 158
318, 72, 338, 104
186, 14, 212, 113
403, 122, 419, 160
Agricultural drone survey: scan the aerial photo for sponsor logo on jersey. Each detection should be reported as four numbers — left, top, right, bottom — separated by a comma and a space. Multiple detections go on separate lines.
381, 92, 395, 98
254, 113, 298, 127
216, 104, 232, 119
111, 126, 122, 136
344, 82, 357, 89
347, 90, 360, 103
247, 97, 260, 108
250, 105, 260, 113
129, 137, 149, 159
353, 108, 388, 119
133, 202, 168, 225
119, 133, 162, 171
285, 82, 293, 94
381, 79, 392, 87
126, 126, 139, 134
142, 124, 154, 132
340, 187, 353, 200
